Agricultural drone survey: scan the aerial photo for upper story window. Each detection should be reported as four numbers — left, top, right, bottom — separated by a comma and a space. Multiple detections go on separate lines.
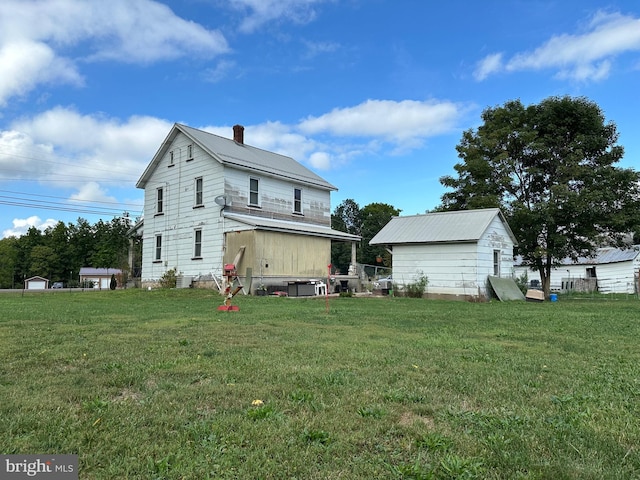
195, 177, 203, 207
169, 151, 174, 166
293, 188, 302, 214
155, 234, 162, 261
156, 187, 164, 215
187, 144, 193, 160
249, 177, 260, 206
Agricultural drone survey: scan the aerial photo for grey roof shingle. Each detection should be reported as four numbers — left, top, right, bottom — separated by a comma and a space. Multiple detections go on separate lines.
369, 208, 517, 245
137, 123, 336, 190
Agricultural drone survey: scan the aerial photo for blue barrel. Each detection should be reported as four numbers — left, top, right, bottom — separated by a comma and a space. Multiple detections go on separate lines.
549, 293, 558, 302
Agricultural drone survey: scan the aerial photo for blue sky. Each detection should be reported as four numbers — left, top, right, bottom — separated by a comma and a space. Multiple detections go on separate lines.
1, 0, 640, 237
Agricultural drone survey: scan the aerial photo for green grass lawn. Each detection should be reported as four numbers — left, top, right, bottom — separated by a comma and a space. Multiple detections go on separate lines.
1, 290, 639, 479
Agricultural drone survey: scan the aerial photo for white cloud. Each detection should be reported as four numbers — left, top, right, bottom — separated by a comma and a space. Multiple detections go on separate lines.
0, 0, 229, 105
474, 52, 504, 81
3, 107, 171, 186
69, 182, 117, 204
308, 152, 332, 170
3, 216, 58, 238
199, 98, 468, 171
0, 41, 83, 107
299, 99, 464, 141
476, 11, 640, 82
228, 0, 330, 33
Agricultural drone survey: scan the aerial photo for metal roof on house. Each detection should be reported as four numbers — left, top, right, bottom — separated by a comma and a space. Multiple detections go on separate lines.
370, 208, 517, 245
224, 213, 361, 242
136, 123, 336, 191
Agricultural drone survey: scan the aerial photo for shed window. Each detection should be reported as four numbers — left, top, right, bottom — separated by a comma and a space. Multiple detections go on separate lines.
187, 144, 193, 160
249, 177, 260, 206
493, 250, 500, 276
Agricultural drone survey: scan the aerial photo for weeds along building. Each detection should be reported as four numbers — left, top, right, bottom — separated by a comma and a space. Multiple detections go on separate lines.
133, 123, 360, 292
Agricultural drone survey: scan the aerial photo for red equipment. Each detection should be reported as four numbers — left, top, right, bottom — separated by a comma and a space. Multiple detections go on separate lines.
218, 263, 242, 311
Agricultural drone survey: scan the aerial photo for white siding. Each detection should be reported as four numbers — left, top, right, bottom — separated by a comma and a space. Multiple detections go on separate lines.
392, 242, 480, 296
390, 214, 515, 298
141, 132, 226, 282
515, 259, 638, 294
223, 167, 331, 225
477, 215, 515, 280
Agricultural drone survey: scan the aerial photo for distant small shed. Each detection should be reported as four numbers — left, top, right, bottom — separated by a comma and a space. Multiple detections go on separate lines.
370, 208, 517, 300
79, 267, 122, 289
25, 276, 49, 290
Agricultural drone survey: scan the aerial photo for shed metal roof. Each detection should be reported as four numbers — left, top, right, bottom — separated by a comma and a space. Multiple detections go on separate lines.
516, 246, 640, 266
369, 208, 517, 245
224, 213, 361, 242
79, 268, 123, 275
137, 123, 336, 191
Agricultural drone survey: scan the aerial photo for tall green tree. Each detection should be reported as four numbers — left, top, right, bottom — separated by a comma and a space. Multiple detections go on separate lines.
0, 237, 19, 288
360, 203, 401, 267
331, 199, 362, 274
440, 96, 640, 296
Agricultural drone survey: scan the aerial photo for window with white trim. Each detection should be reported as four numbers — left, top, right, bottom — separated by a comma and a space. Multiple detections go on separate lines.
493, 250, 500, 276
169, 151, 174, 165
156, 187, 164, 214
155, 235, 162, 261
187, 144, 193, 160
249, 177, 260, 206
293, 187, 302, 214
193, 229, 202, 258
195, 177, 203, 206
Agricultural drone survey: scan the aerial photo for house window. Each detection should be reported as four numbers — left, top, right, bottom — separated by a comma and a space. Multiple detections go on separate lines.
187, 144, 193, 160
169, 151, 174, 165
293, 188, 302, 214
156, 187, 164, 214
249, 177, 260, 206
493, 250, 500, 276
193, 229, 202, 258
195, 177, 203, 206
155, 235, 162, 261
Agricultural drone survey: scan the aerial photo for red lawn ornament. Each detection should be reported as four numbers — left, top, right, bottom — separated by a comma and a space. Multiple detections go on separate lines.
218, 263, 242, 311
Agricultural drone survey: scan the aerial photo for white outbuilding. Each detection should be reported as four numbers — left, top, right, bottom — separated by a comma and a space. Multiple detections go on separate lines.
25, 276, 49, 290
370, 208, 517, 300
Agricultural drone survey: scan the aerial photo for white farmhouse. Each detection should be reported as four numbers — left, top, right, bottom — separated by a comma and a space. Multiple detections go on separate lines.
134, 123, 359, 291
370, 208, 517, 300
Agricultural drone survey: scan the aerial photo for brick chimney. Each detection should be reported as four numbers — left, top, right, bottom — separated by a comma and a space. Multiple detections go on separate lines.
233, 124, 244, 144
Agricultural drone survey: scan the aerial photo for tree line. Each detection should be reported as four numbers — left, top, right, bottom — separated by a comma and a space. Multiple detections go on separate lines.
331, 201, 400, 274
0, 217, 138, 289
331, 96, 640, 297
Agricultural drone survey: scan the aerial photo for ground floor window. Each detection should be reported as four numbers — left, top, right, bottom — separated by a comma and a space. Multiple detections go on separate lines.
493, 249, 500, 276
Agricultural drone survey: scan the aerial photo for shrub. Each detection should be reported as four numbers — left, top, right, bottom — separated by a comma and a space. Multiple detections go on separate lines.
159, 268, 178, 289
405, 272, 428, 298
514, 271, 529, 294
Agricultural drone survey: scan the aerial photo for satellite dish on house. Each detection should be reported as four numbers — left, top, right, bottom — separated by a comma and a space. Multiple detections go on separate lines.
214, 194, 232, 207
